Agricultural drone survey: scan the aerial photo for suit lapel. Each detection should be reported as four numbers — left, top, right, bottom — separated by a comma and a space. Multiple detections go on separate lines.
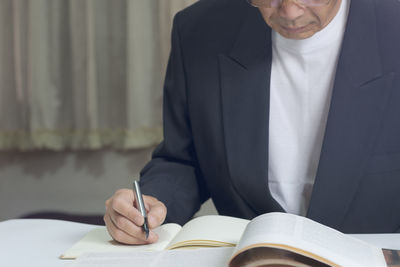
219, 7, 283, 214
307, 0, 393, 229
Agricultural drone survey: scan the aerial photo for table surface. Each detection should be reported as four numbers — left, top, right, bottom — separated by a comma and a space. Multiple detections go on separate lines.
1, 219, 400, 267
0, 219, 97, 267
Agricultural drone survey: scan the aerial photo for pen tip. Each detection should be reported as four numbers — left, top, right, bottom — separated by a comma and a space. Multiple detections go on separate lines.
143, 218, 150, 240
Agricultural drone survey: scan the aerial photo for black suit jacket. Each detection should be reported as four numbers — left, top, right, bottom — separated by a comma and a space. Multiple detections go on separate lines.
140, 0, 400, 233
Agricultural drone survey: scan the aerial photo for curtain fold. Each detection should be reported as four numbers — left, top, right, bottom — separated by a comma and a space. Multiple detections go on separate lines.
0, 0, 196, 151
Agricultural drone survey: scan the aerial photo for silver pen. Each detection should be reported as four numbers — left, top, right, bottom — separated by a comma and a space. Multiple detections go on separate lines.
133, 180, 149, 239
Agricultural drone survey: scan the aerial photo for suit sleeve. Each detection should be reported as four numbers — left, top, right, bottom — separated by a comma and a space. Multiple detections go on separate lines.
139, 13, 210, 225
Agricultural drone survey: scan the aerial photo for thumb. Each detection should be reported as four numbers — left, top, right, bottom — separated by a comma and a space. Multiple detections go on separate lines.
143, 195, 167, 229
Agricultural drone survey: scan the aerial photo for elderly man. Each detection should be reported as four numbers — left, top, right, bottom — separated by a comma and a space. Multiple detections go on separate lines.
104, 0, 400, 244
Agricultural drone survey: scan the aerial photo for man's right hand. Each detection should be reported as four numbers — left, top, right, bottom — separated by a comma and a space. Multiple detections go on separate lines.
104, 188, 167, 245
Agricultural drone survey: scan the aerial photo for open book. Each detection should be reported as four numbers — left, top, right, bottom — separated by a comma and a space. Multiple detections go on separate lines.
62, 212, 398, 267
61, 215, 249, 259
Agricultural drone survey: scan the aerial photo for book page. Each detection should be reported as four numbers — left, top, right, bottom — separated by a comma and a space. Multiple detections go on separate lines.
231, 213, 387, 267
61, 223, 181, 259
166, 215, 249, 249
67, 247, 235, 267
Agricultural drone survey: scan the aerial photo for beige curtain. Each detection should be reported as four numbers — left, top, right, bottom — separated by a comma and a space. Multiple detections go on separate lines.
0, 0, 196, 151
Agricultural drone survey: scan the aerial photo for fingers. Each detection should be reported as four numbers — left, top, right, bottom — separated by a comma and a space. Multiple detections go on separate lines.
104, 189, 166, 245
111, 189, 144, 226
104, 213, 158, 244
107, 207, 153, 242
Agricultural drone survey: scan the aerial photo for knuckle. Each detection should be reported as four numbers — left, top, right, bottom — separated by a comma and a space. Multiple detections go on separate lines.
115, 216, 126, 229
116, 188, 129, 196
115, 189, 124, 195
111, 198, 122, 210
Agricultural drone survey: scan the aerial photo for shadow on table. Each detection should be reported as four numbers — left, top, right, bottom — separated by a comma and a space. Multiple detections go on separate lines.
20, 211, 105, 225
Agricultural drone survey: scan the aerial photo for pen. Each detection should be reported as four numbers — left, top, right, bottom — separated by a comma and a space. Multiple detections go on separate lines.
133, 180, 149, 239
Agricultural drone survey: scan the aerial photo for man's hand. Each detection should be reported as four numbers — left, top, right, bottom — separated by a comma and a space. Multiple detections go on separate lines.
104, 189, 167, 245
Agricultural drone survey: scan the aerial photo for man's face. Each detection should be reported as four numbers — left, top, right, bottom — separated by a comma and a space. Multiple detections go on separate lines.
258, 0, 342, 40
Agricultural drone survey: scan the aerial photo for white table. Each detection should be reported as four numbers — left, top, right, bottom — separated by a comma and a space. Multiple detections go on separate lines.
0, 219, 97, 267
1, 219, 400, 267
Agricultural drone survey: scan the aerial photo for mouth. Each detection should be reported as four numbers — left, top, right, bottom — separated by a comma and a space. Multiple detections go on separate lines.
280, 25, 309, 34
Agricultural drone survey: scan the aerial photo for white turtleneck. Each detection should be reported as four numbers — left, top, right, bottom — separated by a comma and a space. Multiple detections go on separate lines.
268, 0, 351, 216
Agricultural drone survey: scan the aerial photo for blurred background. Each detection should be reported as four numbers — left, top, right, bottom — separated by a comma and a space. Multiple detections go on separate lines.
0, 0, 217, 223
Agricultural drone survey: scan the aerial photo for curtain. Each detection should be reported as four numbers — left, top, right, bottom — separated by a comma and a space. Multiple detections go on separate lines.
0, 0, 196, 151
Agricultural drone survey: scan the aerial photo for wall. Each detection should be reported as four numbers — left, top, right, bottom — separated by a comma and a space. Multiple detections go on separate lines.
0, 149, 217, 222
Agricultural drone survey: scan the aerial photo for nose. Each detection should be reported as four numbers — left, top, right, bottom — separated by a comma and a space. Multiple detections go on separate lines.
278, 0, 305, 21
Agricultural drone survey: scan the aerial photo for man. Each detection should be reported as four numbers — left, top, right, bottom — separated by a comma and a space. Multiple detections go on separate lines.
104, 0, 400, 245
